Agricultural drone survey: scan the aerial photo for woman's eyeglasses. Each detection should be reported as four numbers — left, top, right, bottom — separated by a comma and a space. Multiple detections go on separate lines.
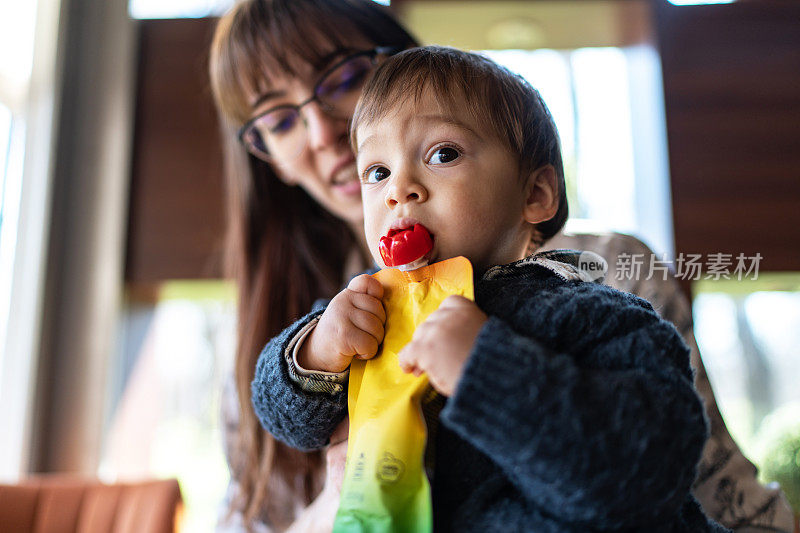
238, 46, 399, 163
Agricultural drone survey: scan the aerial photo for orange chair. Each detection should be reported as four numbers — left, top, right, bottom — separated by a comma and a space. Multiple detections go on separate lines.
0, 477, 182, 533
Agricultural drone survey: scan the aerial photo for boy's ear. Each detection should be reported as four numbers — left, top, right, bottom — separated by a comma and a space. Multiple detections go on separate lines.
523, 164, 559, 225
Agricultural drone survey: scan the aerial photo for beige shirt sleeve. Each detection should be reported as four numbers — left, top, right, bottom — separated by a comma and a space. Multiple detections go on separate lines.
284, 317, 348, 395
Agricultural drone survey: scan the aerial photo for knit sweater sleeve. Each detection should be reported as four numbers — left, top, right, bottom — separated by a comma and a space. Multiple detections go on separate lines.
250, 304, 348, 451
440, 280, 708, 529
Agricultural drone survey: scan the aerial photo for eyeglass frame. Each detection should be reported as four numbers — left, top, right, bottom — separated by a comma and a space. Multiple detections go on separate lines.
237, 45, 401, 162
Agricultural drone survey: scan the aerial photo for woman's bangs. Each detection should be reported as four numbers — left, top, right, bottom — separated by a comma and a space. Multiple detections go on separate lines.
212, 1, 371, 124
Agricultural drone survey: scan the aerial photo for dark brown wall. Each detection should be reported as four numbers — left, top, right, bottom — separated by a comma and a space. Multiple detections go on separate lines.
655, 0, 800, 273
126, 18, 224, 283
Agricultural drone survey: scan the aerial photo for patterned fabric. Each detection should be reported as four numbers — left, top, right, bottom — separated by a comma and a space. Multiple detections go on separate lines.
484, 248, 608, 283
543, 230, 796, 533
286, 317, 347, 395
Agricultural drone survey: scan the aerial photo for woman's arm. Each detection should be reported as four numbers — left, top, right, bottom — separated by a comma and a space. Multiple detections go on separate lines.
251, 306, 349, 451
440, 282, 708, 529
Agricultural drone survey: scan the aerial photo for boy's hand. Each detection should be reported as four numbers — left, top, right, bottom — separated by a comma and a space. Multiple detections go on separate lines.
298, 274, 386, 373
397, 295, 487, 397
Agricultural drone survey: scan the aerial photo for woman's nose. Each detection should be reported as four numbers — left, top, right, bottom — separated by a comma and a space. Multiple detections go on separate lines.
305, 102, 347, 151
385, 173, 428, 208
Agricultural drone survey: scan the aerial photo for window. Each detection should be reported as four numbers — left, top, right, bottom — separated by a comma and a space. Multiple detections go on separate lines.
486, 45, 673, 257
0, 0, 57, 479
693, 274, 800, 471
0, 0, 37, 377
668, 0, 735, 5
102, 282, 235, 530
128, 0, 389, 19
129, 0, 234, 19
0, 102, 21, 401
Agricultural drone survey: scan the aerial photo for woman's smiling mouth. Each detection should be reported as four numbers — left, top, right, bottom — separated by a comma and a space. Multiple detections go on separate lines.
330, 157, 360, 197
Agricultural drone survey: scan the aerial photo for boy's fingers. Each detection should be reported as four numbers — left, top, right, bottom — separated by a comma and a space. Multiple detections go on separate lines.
399, 359, 424, 377
439, 295, 471, 309
347, 274, 384, 299
347, 329, 378, 359
398, 356, 414, 373
349, 309, 385, 342
350, 292, 386, 323
397, 346, 419, 373
440, 294, 466, 305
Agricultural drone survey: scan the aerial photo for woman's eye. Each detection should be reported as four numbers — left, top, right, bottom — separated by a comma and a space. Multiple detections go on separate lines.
364, 166, 391, 183
318, 65, 369, 100
263, 109, 299, 136
429, 146, 460, 165
269, 115, 297, 134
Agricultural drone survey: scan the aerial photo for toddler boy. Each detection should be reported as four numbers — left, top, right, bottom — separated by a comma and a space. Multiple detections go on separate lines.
252, 46, 729, 532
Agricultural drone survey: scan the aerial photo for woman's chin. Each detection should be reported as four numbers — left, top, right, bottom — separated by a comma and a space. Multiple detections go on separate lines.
324, 196, 363, 227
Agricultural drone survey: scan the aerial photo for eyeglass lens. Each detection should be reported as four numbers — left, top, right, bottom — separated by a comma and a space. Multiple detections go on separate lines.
245, 54, 376, 161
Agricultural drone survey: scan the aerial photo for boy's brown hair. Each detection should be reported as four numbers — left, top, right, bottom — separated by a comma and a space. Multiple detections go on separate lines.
351, 45, 568, 245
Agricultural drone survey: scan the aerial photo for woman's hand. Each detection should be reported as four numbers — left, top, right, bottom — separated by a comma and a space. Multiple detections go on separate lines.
397, 295, 487, 396
298, 275, 386, 373
285, 419, 349, 533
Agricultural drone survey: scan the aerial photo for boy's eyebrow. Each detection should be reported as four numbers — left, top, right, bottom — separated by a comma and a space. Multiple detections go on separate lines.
357, 113, 482, 152
417, 114, 482, 139
355, 112, 485, 160
357, 133, 378, 154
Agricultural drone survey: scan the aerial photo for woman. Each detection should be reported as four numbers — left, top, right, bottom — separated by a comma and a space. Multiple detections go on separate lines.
209, 1, 417, 530
209, 1, 795, 531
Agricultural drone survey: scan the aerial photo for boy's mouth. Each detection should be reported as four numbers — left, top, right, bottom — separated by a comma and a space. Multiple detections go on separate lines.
379, 224, 434, 268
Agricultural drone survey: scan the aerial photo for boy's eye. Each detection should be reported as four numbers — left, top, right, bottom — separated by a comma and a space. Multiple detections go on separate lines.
364, 166, 391, 184
429, 146, 460, 165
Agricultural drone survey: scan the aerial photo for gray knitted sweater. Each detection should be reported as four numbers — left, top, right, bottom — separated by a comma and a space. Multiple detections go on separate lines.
251, 251, 730, 532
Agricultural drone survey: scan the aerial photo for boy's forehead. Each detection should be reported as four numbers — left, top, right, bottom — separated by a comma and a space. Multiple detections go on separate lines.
357, 87, 484, 147
357, 114, 477, 150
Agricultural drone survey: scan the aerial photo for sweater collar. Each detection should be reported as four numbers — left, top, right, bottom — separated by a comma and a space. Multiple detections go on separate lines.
482, 249, 608, 284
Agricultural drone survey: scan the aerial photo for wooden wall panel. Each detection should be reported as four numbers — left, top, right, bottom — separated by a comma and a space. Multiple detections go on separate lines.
126, 18, 224, 283
655, 0, 800, 272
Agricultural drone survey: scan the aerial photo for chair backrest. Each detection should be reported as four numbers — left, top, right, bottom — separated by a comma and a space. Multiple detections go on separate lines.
0, 477, 182, 533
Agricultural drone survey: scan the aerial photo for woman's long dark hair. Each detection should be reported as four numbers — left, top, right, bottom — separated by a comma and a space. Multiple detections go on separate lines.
209, 1, 417, 529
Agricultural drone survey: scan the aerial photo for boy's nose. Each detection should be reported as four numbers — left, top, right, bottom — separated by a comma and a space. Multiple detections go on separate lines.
305, 102, 346, 151
385, 173, 428, 207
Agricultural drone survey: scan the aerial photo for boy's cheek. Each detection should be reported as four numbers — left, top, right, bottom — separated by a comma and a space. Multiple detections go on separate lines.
361, 217, 383, 264
368, 244, 383, 267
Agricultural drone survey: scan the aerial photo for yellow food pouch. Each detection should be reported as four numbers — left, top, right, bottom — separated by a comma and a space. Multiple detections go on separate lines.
333, 256, 474, 533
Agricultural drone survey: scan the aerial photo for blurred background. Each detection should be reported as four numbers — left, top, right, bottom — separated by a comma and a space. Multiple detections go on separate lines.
0, 0, 798, 530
